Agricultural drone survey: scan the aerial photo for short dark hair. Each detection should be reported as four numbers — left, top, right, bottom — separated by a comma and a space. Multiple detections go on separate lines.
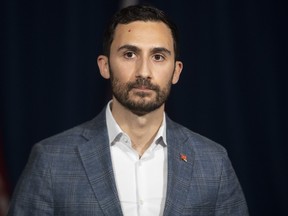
102, 4, 179, 60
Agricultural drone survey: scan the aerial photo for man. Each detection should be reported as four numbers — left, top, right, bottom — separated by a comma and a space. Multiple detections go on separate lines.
7, 4, 249, 216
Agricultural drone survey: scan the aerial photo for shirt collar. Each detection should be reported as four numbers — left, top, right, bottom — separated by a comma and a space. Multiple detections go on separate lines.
105, 100, 167, 146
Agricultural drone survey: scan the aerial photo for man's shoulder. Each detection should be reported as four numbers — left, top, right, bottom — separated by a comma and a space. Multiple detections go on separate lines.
167, 117, 227, 155
32, 109, 107, 154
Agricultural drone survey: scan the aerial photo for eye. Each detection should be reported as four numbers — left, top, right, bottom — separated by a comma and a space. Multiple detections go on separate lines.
124, 51, 136, 59
153, 54, 165, 62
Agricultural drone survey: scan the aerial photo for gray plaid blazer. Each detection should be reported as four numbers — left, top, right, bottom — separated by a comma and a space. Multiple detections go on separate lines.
8, 107, 249, 215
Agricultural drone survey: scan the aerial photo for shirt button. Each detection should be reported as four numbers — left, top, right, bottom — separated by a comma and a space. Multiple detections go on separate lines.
122, 136, 128, 143
139, 200, 144, 205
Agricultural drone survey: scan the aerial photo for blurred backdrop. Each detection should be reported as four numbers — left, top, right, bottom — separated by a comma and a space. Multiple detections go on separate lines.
1, 0, 287, 215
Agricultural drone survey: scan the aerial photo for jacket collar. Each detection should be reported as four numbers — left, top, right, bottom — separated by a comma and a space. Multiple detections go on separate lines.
163, 118, 196, 215
78, 108, 123, 215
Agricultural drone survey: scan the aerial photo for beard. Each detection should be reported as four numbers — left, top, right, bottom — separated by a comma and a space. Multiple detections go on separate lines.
109, 66, 174, 116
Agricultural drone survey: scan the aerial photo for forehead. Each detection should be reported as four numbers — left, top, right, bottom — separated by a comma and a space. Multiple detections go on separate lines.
112, 21, 174, 51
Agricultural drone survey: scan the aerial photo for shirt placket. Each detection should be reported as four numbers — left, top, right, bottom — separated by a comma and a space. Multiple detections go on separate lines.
135, 159, 144, 216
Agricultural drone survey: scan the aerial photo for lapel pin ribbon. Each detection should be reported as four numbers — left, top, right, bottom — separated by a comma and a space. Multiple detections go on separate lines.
180, 153, 187, 162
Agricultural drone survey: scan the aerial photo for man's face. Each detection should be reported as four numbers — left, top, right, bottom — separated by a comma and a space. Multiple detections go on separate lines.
99, 21, 182, 116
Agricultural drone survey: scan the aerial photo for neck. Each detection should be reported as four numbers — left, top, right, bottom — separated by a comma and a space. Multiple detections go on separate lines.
111, 98, 164, 156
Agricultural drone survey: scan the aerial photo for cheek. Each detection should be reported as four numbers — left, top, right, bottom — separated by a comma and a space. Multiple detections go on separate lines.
109, 60, 134, 81
155, 66, 175, 83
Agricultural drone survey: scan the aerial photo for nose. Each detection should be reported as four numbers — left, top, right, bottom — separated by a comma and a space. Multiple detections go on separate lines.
135, 57, 152, 79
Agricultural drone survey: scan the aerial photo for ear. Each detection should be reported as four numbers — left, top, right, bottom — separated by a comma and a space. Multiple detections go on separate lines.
172, 61, 183, 84
97, 55, 110, 79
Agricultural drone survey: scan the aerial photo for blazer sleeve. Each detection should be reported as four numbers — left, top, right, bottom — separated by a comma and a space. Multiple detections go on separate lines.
7, 143, 54, 216
215, 154, 249, 216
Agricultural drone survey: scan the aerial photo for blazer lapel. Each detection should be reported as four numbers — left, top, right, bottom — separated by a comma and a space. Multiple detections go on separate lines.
77, 111, 123, 216
163, 118, 196, 216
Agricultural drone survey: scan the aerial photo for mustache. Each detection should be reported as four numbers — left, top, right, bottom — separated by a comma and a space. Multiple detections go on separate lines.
127, 78, 159, 91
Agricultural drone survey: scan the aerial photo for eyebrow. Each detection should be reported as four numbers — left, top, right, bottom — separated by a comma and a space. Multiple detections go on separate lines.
152, 47, 171, 56
117, 44, 172, 56
117, 44, 140, 53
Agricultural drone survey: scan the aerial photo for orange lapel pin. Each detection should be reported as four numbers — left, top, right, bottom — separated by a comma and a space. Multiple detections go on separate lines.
180, 153, 187, 162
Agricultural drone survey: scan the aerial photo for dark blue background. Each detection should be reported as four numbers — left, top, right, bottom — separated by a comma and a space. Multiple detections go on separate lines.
1, 0, 287, 215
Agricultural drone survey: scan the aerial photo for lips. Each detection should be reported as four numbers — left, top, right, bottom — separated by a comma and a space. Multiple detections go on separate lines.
134, 85, 152, 90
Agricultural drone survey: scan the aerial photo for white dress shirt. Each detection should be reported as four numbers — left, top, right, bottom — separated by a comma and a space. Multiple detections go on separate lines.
105, 101, 168, 216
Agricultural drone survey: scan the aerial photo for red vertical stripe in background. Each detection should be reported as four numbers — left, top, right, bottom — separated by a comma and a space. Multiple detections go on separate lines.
0, 131, 9, 216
